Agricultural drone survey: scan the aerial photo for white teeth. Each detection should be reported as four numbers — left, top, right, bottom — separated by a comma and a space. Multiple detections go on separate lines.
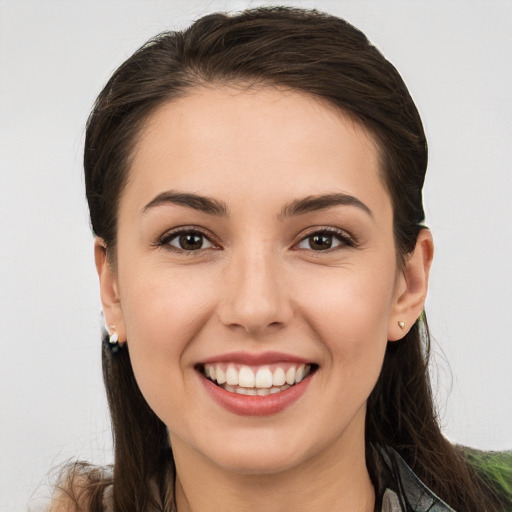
255, 368, 273, 388
226, 364, 238, 386
272, 367, 286, 386
204, 362, 314, 394
296, 364, 305, 383
285, 366, 296, 385
239, 366, 255, 387
216, 366, 226, 384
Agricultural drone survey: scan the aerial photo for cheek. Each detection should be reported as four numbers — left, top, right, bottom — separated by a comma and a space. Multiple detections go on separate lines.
120, 262, 217, 342
293, 263, 395, 384
296, 265, 396, 340
117, 264, 218, 418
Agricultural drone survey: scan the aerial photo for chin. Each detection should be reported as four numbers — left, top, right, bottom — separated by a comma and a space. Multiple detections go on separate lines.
192, 424, 330, 477
209, 445, 309, 476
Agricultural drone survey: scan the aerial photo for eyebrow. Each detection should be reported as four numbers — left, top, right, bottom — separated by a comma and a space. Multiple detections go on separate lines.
279, 193, 373, 218
142, 191, 229, 216
142, 190, 372, 218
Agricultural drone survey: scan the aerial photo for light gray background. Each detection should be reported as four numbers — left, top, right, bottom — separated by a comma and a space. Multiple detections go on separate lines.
1, 1, 511, 510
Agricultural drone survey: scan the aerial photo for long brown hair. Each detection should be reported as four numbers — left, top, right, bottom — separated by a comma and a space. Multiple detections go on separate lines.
62, 6, 505, 511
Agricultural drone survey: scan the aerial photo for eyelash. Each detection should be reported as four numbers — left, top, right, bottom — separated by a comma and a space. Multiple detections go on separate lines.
156, 227, 219, 254
155, 226, 357, 254
295, 227, 357, 252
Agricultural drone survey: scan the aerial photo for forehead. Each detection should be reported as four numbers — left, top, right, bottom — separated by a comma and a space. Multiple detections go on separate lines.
124, 85, 389, 215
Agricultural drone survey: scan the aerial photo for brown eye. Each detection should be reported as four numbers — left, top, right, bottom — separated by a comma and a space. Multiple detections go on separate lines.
308, 234, 333, 250
296, 229, 352, 252
167, 231, 214, 251
179, 233, 203, 250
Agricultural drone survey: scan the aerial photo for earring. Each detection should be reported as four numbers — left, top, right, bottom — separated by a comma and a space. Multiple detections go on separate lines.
398, 321, 405, 330
108, 326, 122, 354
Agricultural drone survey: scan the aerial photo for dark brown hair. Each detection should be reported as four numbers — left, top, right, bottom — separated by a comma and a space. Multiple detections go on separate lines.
64, 6, 505, 511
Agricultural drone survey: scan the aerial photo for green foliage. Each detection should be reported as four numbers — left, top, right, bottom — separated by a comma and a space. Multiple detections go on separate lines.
465, 449, 512, 511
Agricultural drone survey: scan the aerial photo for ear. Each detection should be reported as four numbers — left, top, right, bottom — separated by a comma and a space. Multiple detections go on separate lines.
94, 238, 126, 343
388, 229, 434, 341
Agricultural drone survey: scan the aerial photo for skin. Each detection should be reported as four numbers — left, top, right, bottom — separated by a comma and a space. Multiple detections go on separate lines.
96, 86, 433, 512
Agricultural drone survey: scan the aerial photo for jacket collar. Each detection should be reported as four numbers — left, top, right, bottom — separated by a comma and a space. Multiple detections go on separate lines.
369, 444, 456, 512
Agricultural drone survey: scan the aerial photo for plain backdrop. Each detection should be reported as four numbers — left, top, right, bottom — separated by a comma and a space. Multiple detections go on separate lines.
1, 0, 511, 510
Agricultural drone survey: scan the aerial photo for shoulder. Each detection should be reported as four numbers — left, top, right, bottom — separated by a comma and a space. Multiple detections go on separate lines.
461, 446, 512, 506
370, 443, 512, 512
369, 444, 456, 512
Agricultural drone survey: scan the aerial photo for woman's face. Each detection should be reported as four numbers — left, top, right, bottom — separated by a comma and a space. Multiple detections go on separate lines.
100, 86, 415, 474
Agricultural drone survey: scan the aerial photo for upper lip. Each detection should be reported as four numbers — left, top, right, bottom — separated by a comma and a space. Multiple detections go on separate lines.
199, 351, 313, 366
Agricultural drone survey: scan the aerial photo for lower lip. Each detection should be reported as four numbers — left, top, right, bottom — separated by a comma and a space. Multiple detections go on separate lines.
200, 374, 313, 416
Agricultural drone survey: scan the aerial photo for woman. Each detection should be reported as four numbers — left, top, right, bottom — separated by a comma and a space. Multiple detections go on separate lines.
53, 6, 511, 512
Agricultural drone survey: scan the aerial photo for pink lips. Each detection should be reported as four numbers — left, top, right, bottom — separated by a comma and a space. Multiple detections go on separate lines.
200, 351, 311, 366
198, 351, 314, 416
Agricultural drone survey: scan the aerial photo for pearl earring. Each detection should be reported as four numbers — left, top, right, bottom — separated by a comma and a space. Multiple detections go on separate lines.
108, 325, 122, 353
398, 321, 405, 329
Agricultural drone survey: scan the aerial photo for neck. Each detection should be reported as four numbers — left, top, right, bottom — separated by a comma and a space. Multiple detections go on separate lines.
171, 424, 375, 512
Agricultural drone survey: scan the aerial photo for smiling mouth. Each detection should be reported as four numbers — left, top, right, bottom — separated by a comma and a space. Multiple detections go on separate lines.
199, 362, 317, 396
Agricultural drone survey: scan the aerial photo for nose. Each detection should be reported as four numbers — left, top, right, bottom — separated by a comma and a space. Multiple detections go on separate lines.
217, 246, 293, 336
